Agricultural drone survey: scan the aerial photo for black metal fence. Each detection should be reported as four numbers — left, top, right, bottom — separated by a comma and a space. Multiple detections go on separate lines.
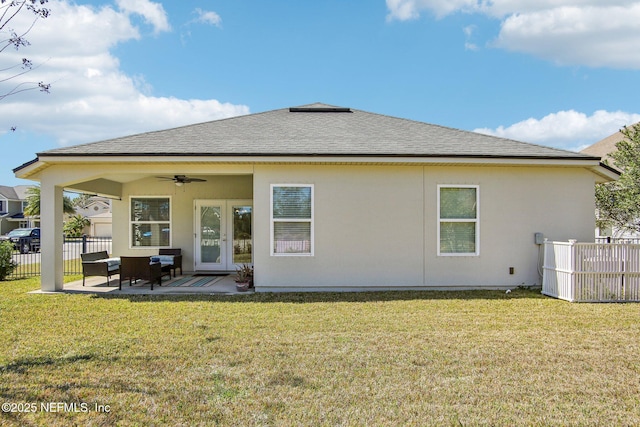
8, 235, 113, 280
596, 237, 640, 244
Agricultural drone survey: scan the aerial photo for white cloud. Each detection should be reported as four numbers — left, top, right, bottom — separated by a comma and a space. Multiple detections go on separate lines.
386, 0, 640, 69
386, 0, 640, 20
116, 0, 171, 34
194, 8, 222, 28
463, 25, 475, 37
386, 0, 477, 20
463, 25, 478, 50
0, 0, 248, 147
496, 5, 640, 68
474, 110, 640, 151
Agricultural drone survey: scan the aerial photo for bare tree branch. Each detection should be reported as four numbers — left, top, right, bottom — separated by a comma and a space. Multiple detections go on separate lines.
0, 0, 50, 103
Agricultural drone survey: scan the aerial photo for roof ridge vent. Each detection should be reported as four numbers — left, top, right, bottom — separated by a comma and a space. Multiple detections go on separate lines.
289, 107, 352, 113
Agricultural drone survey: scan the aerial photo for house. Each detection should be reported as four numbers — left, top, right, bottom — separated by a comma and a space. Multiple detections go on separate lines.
14, 103, 619, 292
581, 124, 639, 166
73, 196, 113, 237
0, 185, 37, 234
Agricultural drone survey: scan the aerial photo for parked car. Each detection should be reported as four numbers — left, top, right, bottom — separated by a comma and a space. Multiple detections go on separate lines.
3, 228, 40, 253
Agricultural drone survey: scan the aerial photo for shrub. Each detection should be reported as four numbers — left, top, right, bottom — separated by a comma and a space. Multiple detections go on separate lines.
0, 240, 18, 280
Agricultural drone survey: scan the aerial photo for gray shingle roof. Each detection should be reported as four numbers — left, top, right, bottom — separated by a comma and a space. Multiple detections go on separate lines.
0, 185, 18, 199
0, 185, 33, 200
39, 103, 596, 160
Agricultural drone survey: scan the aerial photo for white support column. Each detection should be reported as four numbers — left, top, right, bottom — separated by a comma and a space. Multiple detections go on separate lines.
40, 182, 64, 291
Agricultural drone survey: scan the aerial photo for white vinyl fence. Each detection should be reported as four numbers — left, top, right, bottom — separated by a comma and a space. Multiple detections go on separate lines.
543, 240, 640, 302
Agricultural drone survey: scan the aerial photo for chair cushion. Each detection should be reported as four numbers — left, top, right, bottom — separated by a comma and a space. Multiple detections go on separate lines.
83, 257, 119, 272
104, 257, 121, 267
155, 255, 175, 265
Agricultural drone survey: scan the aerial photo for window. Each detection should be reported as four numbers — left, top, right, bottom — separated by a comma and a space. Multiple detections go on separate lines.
271, 185, 313, 256
438, 185, 479, 256
130, 197, 171, 247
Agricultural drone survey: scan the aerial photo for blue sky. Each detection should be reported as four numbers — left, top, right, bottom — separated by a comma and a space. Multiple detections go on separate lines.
2, 0, 640, 185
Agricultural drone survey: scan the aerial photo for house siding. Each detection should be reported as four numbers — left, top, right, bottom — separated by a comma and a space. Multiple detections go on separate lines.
254, 165, 425, 290
29, 161, 597, 292
254, 164, 596, 291
423, 166, 595, 288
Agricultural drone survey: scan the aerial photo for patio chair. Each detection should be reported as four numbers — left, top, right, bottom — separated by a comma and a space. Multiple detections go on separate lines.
81, 251, 120, 286
119, 256, 167, 290
158, 248, 183, 277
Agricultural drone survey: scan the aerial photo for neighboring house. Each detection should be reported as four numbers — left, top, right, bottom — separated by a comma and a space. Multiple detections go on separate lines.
582, 123, 640, 240
74, 196, 113, 237
0, 185, 37, 234
74, 196, 111, 217
14, 103, 618, 292
86, 212, 112, 237
581, 123, 639, 166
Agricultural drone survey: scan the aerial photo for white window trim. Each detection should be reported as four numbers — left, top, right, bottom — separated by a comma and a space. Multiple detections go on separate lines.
129, 195, 172, 249
270, 184, 314, 257
437, 185, 480, 257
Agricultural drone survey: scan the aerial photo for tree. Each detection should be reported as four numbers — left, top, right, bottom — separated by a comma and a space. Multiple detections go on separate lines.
72, 193, 94, 209
0, 0, 51, 102
63, 214, 90, 237
23, 186, 75, 217
595, 123, 640, 234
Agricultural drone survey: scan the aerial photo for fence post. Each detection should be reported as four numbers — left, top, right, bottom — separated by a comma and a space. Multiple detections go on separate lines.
82, 234, 87, 254
569, 239, 577, 301
621, 244, 626, 300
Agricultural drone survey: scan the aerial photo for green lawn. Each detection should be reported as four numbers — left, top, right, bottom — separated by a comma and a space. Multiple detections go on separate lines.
1, 278, 639, 426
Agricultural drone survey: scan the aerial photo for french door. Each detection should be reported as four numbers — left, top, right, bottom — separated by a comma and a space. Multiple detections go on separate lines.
194, 199, 252, 271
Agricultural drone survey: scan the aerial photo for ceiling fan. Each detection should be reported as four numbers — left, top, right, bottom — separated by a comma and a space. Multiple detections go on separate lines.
157, 175, 207, 186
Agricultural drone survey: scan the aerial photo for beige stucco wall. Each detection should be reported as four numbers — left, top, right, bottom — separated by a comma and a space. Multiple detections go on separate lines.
112, 175, 253, 270
253, 164, 597, 291
253, 165, 425, 290
30, 161, 599, 292
422, 166, 595, 288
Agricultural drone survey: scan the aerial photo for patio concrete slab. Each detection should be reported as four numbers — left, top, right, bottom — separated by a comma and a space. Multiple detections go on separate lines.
30, 274, 253, 295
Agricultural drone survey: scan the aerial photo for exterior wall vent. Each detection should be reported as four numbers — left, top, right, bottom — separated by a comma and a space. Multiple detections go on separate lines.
289, 107, 352, 113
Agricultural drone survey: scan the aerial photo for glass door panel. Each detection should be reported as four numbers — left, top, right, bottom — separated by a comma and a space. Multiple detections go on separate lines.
200, 205, 221, 264
195, 200, 225, 270
232, 205, 252, 265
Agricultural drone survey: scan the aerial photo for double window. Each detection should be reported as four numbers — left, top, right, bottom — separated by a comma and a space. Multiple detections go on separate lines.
130, 197, 171, 247
271, 184, 313, 256
438, 185, 479, 256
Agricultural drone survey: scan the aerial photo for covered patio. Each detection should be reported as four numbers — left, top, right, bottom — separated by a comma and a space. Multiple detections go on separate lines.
14, 159, 254, 292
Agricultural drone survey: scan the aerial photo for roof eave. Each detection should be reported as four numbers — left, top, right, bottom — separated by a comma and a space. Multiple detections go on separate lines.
13, 157, 43, 180
24, 153, 605, 167
15, 153, 612, 183
33, 151, 601, 160
591, 161, 622, 182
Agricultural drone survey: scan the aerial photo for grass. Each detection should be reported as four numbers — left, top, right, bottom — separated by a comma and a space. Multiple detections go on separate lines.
1, 279, 639, 426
